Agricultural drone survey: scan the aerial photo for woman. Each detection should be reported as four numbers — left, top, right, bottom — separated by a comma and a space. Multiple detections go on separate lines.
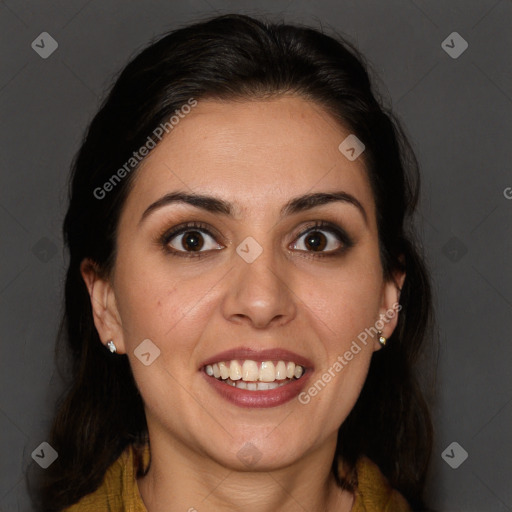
35, 13, 434, 512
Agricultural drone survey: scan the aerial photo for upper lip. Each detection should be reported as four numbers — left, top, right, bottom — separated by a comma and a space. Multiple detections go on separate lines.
199, 347, 313, 369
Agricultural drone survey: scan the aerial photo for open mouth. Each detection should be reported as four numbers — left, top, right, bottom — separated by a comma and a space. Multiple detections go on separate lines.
204, 359, 305, 391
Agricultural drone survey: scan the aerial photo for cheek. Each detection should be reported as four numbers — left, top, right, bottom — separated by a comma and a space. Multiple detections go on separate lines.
114, 256, 218, 349
301, 256, 383, 346
305, 255, 382, 420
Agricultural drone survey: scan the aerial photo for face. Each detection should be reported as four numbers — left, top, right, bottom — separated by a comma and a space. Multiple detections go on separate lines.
82, 95, 403, 472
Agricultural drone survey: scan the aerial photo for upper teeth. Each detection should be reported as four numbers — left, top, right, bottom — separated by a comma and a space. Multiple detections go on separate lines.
205, 360, 304, 382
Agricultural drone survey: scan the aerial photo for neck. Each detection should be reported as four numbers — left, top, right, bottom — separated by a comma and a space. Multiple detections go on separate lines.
137, 433, 354, 512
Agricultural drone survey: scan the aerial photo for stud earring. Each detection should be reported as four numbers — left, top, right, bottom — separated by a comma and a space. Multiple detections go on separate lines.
106, 340, 117, 353
377, 331, 387, 347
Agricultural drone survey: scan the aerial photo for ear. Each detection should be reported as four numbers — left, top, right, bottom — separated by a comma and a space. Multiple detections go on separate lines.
373, 266, 406, 351
80, 258, 126, 354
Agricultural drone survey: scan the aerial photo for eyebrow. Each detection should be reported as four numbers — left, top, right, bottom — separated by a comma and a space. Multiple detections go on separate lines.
139, 190, 367, 225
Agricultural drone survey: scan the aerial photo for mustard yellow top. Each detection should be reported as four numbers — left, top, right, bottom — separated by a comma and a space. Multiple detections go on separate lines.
63, 444, 411, 511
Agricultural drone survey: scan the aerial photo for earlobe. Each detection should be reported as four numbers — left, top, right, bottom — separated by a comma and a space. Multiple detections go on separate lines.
374, 268, 406, 350
377, 332, 387, 347
80, 258, 125, 353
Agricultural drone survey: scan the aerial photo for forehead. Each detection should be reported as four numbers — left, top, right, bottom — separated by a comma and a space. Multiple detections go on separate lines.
123, 95, 374, 223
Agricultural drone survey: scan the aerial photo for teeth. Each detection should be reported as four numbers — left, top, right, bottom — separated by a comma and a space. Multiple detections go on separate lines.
218, 378, 286, 390
205, 359, 305, 385
259, 361, 275, 382
275, 361, 287, 380
242, 360, 259, 381
218, 362, 229, 380
286, 362, 295, 379
257, 381, 279, 390
229, 361, 242, 381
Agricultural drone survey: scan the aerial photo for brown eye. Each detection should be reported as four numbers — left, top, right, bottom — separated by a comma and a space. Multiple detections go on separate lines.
167, 229, 222, 253
161, 222, 224, 257
292, 224, 348, 254
179, 230, 204, 252
303, 231, 328, 252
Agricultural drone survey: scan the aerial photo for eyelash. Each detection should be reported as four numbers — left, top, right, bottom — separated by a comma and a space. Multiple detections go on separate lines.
158, 220, 354, 260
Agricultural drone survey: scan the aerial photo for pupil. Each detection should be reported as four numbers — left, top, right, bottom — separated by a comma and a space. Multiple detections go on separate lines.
183, 230, 203, 251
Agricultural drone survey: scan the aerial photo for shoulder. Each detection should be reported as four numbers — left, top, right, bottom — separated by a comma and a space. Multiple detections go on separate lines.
61, 445, 146, 512
351, 456, 412, 512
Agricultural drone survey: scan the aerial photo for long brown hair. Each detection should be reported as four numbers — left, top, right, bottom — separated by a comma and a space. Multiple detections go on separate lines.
32, 13, 435, 511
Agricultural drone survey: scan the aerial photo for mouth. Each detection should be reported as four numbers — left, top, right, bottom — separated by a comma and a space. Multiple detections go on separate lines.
200, 348, 312, 408
205, 359, 305, 390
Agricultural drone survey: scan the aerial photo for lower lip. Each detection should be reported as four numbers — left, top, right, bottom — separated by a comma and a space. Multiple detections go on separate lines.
202, 371, 311, 408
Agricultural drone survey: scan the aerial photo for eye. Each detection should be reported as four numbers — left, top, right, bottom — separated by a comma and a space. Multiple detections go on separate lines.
161, 222, 223, 257
291, 221, 352, 256
159, 220, 353, 259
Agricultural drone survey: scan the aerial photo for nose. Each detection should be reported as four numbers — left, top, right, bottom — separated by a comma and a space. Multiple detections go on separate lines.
221, 241, 297, 329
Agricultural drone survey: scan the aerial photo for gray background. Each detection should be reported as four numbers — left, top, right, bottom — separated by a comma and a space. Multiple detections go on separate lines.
1, 1, 511, 511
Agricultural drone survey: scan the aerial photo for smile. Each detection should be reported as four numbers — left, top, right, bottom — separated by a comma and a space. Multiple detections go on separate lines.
205, 360, 305, 391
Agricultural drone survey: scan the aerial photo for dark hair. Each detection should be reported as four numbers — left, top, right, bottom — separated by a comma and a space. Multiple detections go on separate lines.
33, 13, 435, 511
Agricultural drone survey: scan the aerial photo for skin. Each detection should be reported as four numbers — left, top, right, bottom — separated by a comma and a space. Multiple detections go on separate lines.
81, 95, 405, 512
